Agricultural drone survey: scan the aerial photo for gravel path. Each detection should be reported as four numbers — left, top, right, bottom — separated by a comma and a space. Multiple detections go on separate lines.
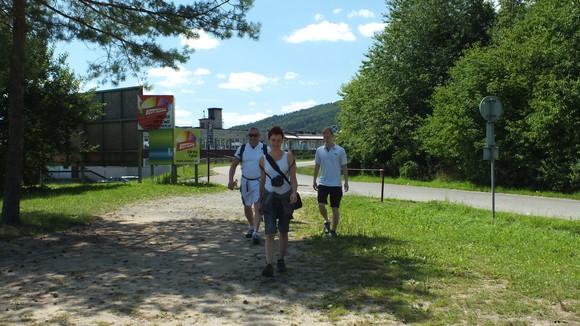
0, 191, 389, 325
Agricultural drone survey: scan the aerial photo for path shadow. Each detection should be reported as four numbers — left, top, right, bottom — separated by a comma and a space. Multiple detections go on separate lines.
1, 210, 442, 325
295, 233, 441, 323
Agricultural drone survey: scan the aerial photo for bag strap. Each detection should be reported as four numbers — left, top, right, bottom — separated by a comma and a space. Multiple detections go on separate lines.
265, 152, 295, 185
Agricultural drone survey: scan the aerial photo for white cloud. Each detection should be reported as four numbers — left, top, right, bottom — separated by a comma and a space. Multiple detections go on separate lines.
314, 13, 324, 21
147, 65, 193, 88
193, 68, 211, 76
222, 112, 272, 129
217, 73, 227, 79
281, 100, 317, 113
284, 21, 356, 43
358, 22, 386, 37
180, 89, 196, 94
333, 8, 342, 14
284, 72, 299, 80
248, 101, 256, 107
218, 72, 271, 92
180, 30, 219, 50
175, 109, 194, 127
348, 9, 375, 18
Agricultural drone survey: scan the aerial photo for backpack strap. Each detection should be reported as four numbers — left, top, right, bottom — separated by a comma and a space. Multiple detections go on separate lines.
239, 142, 267, 162
238, 143, 246, 162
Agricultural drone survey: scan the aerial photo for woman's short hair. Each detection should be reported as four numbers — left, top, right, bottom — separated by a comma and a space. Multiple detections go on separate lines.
268, 126, 284, 139
322, 127, 333, 135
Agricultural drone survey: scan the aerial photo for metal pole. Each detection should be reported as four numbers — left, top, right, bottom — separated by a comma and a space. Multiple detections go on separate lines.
380, 168, 385, 202
491, 157, 496, 219
138, 132, 143, 183
195, 163, 199, 184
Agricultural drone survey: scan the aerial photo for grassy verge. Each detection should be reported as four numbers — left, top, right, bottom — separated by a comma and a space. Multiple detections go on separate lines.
293, 196, 579, 324
0, 181, 224, 239
296, 166, 580, 200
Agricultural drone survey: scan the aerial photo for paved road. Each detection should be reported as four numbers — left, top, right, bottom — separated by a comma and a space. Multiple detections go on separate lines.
211, 163, 580, 220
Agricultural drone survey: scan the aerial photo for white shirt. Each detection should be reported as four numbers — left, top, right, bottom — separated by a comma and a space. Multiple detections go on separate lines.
315, 144, 347, 187
264, 152, 292, 194
234, 142, 266, 180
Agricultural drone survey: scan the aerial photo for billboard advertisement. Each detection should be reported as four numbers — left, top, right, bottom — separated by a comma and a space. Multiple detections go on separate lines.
174, 128, 201, 165
149, 129, 173, 165
137, 95, 174, 130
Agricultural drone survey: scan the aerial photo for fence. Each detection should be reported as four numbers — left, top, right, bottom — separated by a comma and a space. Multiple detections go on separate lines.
347, 168, 386, 202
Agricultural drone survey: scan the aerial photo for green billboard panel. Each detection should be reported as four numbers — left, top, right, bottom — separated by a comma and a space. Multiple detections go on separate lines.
149, 129, 173, 165
174, 128, 201, 165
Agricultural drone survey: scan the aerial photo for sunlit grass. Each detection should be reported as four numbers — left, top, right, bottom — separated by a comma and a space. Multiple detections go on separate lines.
293, 196, 580, 324
0, 181, 224, 238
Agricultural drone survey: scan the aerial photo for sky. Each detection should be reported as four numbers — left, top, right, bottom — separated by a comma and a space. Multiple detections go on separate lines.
55, 1, 388, 129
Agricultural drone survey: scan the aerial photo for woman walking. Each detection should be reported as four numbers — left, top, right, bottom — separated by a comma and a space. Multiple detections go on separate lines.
259, 126, 298, 277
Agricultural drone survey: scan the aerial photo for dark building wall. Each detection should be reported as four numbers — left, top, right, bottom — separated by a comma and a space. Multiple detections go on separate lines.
84, 86, 143, 166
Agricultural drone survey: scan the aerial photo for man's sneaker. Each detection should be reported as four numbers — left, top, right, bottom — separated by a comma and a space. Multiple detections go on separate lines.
245, 229, 254, 238
323, 221, 331, 234
252, 232, 261, 245
262, 264, 274, 277
276, 258, 286, 273
329, 230, 338, 238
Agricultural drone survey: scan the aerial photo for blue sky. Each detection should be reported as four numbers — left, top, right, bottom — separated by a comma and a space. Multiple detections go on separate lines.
56, 1, 388, 128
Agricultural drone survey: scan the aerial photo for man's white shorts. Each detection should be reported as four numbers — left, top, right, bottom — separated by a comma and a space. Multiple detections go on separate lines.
240, 178, 260, 206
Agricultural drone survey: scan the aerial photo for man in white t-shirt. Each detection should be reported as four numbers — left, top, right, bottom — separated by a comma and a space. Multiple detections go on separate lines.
229, 127, 267, 244
313, 127, 349, 237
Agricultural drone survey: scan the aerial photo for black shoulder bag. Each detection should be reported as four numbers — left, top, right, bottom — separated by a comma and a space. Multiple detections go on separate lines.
264, 153, 302, 210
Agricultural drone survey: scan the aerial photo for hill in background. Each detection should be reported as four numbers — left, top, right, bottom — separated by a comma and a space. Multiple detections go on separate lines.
230, 102, 339, 132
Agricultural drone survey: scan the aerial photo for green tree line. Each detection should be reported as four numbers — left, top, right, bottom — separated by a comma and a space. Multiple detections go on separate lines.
338, 0, 579, 192
1, 1, 259, 225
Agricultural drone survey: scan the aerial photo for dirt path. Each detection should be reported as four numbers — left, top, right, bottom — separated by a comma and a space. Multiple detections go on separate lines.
0, 191, 388, 325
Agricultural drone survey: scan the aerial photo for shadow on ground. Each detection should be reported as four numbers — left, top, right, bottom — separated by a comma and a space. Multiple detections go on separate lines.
1, 211, 441, 324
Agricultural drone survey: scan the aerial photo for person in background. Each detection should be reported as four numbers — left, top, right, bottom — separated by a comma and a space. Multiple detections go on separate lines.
313, 127, 348, 237
228, 127, 267, 245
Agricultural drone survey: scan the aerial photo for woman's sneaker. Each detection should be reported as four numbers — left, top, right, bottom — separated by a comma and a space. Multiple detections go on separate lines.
262, 264, 274, 277
252, 232, 261, 245
276, 258, 286, 273
323, 221, 331, 234
245, 229, 254, 238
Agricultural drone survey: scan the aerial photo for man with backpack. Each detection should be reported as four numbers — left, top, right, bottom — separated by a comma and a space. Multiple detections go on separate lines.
228, 127, 268, 244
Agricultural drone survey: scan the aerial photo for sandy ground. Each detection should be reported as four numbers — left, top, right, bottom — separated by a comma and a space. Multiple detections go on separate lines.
0, 191, 391, 325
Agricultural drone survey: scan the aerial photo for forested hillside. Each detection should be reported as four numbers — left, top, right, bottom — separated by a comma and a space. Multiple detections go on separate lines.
231, 102, 339, 132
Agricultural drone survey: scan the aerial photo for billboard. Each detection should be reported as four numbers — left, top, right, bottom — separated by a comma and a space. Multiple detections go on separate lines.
149, 129, 173, 165
174, 128, 201, 165
137, 95, 174, 130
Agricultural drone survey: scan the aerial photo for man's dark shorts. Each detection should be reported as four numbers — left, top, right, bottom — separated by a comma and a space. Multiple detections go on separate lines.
317, 185, 343, 208
262, 191, 293, 235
